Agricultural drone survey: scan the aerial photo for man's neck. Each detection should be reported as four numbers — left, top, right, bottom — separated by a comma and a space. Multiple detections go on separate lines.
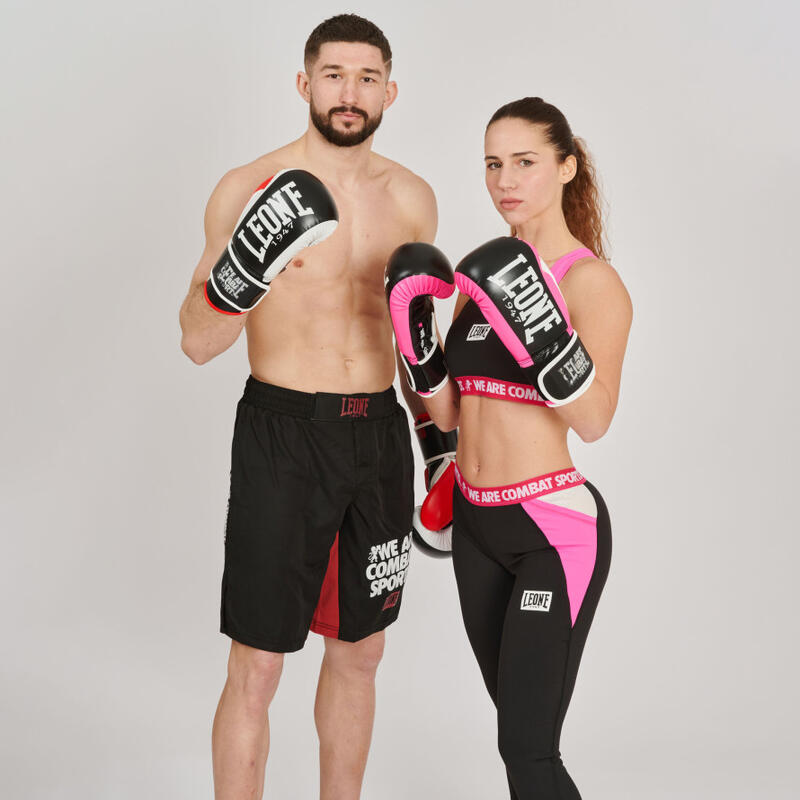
297, 123, 374, 184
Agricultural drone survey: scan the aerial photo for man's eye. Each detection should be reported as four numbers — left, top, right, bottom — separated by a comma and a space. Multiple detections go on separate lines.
326, 73, 340, 79
361, 77, 375, 83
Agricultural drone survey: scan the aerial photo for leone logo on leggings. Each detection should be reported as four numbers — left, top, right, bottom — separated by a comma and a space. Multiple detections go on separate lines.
520, 590, 552, 612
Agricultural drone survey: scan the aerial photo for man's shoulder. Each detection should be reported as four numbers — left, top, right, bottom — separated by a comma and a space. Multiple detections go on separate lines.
372, 154, 435, 203
370, 156, 437, 242
217, 145, 298, 196
206, 144, 302, 232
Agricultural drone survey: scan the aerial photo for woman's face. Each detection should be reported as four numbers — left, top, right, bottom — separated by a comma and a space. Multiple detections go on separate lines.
484, 117, 572, 227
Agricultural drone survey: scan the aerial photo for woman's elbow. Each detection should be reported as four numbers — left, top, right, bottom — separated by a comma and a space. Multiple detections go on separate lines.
571, 404, 614, 443
436, 417, 459, 433
576, 423, 607, 443
574, 406, 616, 442
429, 407, 459, 433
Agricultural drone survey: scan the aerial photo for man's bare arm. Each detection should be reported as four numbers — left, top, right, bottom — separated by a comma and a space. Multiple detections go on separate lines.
179, 171, 253, 364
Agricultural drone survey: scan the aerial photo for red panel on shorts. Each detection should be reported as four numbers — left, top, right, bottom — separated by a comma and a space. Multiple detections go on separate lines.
310, 532, 340, 638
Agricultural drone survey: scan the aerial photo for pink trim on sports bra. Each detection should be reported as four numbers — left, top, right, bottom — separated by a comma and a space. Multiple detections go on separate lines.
454, 376, 546, 405
548, 247, 596, 283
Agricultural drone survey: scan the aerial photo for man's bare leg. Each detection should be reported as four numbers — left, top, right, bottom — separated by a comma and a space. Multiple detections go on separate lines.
212, 641, 284, 800
315, 631, 386, 800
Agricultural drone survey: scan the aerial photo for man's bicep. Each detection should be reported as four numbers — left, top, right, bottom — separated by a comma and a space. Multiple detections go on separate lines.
188, 171, 249, 289
413, 182, 438, 244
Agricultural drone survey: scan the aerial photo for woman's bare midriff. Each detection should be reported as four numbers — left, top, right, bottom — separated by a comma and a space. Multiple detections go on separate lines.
456, 395, 574, 486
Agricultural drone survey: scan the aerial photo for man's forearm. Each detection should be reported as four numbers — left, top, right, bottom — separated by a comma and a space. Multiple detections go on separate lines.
180, 282, 247, 365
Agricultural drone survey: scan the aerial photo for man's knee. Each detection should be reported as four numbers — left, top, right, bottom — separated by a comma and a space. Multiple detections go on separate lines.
225, 640, 285, 707
324, 631, 385, 678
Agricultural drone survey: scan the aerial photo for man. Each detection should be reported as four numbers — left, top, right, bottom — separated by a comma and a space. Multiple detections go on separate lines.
179, 14, 436, 800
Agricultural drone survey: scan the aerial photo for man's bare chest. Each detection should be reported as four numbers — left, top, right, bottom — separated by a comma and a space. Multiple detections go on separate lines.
293, 188, 414, 283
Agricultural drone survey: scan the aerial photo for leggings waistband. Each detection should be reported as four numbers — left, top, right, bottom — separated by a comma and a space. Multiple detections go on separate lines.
454, 464, 585, 507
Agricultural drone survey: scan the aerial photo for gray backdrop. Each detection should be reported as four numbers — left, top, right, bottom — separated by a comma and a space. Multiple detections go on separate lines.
2, 0, 797, 797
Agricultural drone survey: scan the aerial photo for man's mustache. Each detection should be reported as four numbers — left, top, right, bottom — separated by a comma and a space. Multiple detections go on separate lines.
328, 106, 368, 121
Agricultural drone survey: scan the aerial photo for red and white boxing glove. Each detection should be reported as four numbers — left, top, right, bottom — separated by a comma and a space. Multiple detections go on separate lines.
412, 414, 457, 557
205, 168, 339, 314
385, 243, 455, 396
454, 237, 595, 406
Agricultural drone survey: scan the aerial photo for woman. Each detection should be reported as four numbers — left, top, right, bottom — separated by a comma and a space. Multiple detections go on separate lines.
386, 96, 632, 799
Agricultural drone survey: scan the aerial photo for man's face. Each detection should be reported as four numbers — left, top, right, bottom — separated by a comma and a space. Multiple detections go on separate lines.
301, 42, 394, 147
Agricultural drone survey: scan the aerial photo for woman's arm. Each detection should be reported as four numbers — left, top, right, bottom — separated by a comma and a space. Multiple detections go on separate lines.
552, 259, 633, 441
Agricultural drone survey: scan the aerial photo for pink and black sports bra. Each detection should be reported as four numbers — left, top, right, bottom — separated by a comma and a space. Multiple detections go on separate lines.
444, 247, 596, 405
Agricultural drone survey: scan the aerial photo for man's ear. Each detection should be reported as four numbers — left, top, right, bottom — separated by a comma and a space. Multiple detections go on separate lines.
383, 80, 398, 110
296, 70, 311, 103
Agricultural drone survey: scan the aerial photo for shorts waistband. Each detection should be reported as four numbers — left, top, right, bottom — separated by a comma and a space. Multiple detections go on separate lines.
242, 376, 399, 421
454, 464, 585, 506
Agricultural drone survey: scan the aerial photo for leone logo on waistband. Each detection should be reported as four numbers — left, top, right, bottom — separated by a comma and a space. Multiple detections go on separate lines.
520, 590, 552, 612
467, 323, 491, 341
382, 591, 401, 610
340, 397, 370, 418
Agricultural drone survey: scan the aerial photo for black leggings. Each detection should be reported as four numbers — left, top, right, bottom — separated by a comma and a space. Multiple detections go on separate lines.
452, 469, 612, 799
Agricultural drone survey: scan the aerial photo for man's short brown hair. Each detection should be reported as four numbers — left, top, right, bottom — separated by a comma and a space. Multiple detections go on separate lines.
304, 14, 392, 74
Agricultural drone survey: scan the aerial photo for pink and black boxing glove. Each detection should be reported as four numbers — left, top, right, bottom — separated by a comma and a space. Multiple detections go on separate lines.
412, 414, 457, 557
205, 168, 339, 314
454, 237, 595, 406
385, 243, 455, 396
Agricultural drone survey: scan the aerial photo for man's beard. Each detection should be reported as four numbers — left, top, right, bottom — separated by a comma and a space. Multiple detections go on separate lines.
310, 101, 383, 147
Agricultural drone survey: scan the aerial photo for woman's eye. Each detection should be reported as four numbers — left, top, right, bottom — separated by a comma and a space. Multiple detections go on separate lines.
486, 162, 501, 170
519, 159, 533, 167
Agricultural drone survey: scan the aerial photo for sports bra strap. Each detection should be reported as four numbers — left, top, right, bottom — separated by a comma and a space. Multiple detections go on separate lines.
549, 247, 596, 283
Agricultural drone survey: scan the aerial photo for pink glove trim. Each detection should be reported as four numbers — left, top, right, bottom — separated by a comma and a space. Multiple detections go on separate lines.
388, 274, 455, 363
453, 272, 533, 368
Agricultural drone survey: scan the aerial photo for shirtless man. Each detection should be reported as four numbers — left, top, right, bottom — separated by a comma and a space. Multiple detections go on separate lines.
179, 14, 436, 800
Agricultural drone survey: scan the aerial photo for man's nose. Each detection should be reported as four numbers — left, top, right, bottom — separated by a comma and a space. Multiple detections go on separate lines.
339, 78, 359, 105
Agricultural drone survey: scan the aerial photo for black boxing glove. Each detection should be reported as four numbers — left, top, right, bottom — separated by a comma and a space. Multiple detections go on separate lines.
205, 168, 338, 314
385, 243, 455, 396
454, 237, 595, 406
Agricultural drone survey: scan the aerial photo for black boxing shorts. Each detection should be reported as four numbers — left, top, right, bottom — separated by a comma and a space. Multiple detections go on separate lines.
220, 377, 415, 653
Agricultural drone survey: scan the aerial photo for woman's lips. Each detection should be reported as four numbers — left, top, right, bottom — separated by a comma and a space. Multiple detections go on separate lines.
500, 198, 522, 210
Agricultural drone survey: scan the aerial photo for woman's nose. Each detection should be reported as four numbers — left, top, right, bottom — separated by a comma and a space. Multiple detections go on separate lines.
496, 166, 516, 190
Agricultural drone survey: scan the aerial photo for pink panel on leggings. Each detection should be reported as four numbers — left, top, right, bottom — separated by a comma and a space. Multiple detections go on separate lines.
521, 497, 597, 626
